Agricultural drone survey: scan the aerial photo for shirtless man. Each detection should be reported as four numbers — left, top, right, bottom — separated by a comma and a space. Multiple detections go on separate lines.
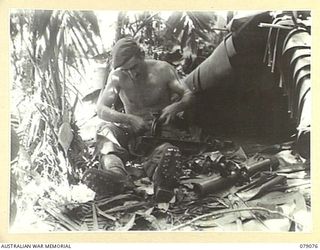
82, 37, 194, 202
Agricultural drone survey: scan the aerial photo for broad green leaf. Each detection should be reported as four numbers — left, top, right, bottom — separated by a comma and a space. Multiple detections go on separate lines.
58, 122, 73, 154
66, 45, 76, 66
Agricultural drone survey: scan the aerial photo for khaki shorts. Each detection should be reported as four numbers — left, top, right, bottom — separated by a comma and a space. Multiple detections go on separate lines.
95, 122, 133, 163
95, 120, 191, 162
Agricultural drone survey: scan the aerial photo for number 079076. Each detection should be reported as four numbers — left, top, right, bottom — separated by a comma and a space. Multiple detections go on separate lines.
300, 244, 319, 248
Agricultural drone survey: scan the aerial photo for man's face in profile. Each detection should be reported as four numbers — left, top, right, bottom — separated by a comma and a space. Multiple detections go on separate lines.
119, 55, 144, 81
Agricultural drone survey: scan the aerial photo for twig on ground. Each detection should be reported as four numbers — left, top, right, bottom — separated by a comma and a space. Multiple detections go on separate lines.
170, 206, 302, 231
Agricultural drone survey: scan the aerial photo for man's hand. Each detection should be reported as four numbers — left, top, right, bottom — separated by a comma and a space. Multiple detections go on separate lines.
159, 103, 178, 125
129, 115, 150, 135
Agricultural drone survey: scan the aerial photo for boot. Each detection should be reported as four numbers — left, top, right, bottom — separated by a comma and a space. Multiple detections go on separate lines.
143, 143, 182, 203
82, 154, 133, 197
82, 168, 129, 197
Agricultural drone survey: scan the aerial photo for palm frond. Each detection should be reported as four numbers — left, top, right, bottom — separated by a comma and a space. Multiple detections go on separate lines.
70, 12, 97, 55
80, 11, 101, 37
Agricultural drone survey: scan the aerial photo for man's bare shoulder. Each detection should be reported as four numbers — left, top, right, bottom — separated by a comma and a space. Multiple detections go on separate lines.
109, 68, 123, 77
107, 69, 122, 85
145, 59, 172, 70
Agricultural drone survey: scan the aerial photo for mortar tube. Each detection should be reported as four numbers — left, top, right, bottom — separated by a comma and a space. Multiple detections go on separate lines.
193, 173, 238, 196
247, 157, 279, 175
194, 156, 279, 196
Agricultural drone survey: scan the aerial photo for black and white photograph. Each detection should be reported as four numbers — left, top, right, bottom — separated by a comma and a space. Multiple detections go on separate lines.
9, 10, 311, 232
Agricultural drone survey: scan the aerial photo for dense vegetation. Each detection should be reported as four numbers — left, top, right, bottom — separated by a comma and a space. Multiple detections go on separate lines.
10, 10, 225, 230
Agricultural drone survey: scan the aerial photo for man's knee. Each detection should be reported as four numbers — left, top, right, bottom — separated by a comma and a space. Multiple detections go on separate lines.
100, 154, 127, 175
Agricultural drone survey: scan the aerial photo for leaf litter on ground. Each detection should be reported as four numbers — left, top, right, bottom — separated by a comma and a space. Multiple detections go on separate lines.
30, 141, 311, 232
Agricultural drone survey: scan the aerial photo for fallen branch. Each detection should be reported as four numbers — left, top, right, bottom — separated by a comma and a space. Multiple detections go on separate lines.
170, 206, 302, 231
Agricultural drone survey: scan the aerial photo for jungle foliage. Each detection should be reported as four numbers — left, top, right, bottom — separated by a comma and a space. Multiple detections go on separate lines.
10, 10, 225, 230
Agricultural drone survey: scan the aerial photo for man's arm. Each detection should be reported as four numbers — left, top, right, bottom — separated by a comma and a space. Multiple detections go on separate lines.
159, 64, 195, 124
96, 71, 148, 133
